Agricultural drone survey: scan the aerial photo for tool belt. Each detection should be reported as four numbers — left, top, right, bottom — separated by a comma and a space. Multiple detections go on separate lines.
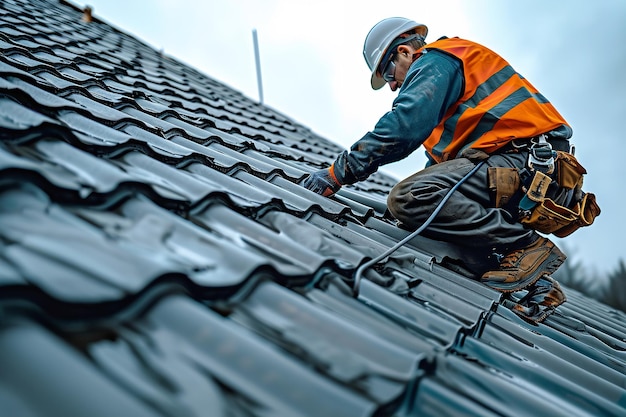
488, 137, 600, 237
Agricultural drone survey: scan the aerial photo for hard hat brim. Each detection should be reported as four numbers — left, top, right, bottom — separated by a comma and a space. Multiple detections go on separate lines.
371, 73, 387, 90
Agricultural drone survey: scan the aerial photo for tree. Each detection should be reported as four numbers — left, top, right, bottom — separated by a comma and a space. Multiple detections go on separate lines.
600, 260, 626, 312
552, 244, 604, 298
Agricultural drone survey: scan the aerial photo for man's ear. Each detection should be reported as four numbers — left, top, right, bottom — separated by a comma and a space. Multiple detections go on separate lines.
397, 45, 412, 56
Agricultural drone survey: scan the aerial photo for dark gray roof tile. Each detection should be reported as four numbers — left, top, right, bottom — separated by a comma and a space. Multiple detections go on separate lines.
0, 58, 34, 78
262, 174, 352, 216
409, 281, 485, 325
32, 35, 60, 47
57, 111, 135, 147
68, 93, 143, 123
0, 187, 173, 302
0, 96, 58, 132
1, 75, 80, 110
305, 212, 402, 258
3, 50, 50, 69
0, 321, 157, 417
144, 294, 378, 416
31, 67, 79, 89
0, 25, 24, 38
335, 187, 389, 216
357, 279, 465, 346
259, 210, 367, 269
230, 280, 425, 403
9, 37, 42, 50
184, 162, 278, 209
85, 84, 128, 104
424, 352, 582, 416
242, 147, 309, 179
56, 65, 93, 82
486, 312, 626, 388
458, 335, 626, 416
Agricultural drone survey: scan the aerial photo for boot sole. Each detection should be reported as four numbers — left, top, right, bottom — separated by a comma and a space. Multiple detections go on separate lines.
483, 249, 566, 293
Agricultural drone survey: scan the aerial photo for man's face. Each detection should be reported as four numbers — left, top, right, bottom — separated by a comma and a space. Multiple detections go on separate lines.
379, 45, 414, 92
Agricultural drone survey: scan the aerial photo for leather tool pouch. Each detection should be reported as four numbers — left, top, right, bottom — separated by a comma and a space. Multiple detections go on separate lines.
519, 152, 600, 237
555, 151, 586, 189
488, 167, 520, 208
521, 192, 600, 237
550, 192, 600, 237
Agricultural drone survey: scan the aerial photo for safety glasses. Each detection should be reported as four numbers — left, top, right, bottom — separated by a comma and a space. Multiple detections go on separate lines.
378, 33, 422, 83
381, 56, 396, 83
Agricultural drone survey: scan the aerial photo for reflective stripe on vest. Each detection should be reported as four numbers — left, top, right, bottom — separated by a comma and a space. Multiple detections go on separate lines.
419, 38, 571, 163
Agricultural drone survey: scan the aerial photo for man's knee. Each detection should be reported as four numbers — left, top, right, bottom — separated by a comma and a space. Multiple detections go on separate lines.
387, 182, 404, 220
387, 178, 431, 227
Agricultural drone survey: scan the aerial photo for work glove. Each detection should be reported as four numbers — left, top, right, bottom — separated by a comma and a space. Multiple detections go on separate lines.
301, 165, 342, 197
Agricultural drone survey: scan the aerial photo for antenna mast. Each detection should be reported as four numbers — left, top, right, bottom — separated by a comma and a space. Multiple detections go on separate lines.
252, 29, 264, 104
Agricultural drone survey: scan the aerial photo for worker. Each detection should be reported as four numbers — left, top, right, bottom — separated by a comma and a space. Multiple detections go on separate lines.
302, 17, 599, 295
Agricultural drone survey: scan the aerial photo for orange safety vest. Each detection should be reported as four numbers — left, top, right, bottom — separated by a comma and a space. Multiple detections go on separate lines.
419, 38, 571, 163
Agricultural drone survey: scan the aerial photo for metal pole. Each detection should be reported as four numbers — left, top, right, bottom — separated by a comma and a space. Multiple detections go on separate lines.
252, 29, 264, 104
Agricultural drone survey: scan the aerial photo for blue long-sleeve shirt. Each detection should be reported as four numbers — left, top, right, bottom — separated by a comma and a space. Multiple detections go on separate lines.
333, 49, 464, 184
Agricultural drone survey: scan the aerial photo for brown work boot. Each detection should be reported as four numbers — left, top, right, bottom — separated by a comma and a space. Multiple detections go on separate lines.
481, 237, 566, 293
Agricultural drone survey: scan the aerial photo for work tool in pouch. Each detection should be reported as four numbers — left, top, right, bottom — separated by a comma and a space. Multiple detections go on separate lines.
489, 148, 600, 237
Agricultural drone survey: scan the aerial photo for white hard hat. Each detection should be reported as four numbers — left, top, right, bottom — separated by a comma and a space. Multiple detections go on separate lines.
363, 17, 428, 90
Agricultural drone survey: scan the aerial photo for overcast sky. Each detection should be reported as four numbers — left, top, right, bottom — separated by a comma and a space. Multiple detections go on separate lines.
72, 0, 626, 276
